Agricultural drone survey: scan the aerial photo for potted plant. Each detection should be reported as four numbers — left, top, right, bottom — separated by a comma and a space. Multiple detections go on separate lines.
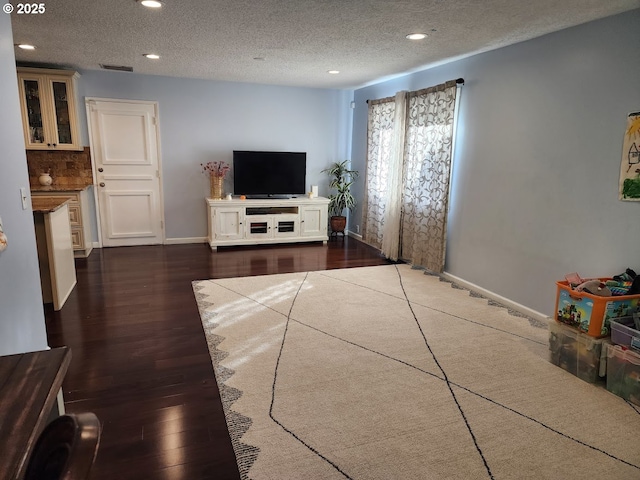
201, 160, 231, 199
322, 160, 359, 234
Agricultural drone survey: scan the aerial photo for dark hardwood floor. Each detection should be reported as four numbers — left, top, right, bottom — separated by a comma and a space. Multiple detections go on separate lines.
45, 238, 390, 480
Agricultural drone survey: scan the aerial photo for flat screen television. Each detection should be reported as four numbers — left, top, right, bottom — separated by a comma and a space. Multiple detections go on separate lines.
233, 150, 306, 198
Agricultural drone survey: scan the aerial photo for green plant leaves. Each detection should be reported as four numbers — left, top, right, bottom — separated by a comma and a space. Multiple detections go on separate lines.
322, 160, 358, 216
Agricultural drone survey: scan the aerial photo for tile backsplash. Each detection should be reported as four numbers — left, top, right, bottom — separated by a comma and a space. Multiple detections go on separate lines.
26, 147, 93, 188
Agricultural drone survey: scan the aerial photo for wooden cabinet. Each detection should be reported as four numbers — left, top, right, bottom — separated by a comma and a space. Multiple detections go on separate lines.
17, 67, 82, 151
212, 207, 245, 242
207, 197, 329, 250
300, 204, 328, 237
245, 213, 300, 239
32, 202, 77, 311
31, 188, 93, 258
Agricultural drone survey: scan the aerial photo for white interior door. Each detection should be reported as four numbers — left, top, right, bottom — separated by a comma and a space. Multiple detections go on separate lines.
87, 99, 164, 247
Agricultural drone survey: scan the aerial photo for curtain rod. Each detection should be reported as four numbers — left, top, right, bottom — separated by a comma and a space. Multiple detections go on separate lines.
366, 78, 464, 104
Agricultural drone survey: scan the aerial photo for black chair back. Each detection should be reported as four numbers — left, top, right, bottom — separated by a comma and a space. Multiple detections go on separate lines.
25, 413, 100, 480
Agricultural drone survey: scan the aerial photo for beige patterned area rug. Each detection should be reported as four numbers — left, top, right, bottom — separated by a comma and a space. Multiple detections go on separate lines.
192, 264, 640, 480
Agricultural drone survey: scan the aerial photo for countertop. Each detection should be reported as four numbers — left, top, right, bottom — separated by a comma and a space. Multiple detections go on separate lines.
0, 347, 71, 480
32, 197, 71, 213
31, 183, 93, 193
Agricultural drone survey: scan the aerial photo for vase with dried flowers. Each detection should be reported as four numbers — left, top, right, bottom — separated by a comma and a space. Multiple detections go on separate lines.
201, 161, 230, 199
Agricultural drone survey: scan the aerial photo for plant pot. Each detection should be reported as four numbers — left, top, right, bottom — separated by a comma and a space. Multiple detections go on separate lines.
38, 173, 53, 186
210, 175, 224, 199
330, 215, 346, 233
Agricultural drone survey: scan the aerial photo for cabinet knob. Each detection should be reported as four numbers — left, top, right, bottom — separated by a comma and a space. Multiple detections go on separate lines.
52, 143, 57, 147
99, 182, 105, 187
98, 168, 104, 172
47, 143, 51, 147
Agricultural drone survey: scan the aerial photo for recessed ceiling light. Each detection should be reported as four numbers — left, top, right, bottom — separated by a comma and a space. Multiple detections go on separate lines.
138, 0, 163, 8
17, 44, 36, 50
406, 33, 427, 40
328, 70, 340, 74
143, 53, 160, 59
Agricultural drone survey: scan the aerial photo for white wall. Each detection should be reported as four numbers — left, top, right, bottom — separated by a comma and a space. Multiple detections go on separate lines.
0, 14, 49, 355
75, 71, 354, 240
352, 9, 640, 315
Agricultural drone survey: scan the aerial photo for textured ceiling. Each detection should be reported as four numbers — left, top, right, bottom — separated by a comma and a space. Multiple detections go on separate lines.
10, 0, 640, 89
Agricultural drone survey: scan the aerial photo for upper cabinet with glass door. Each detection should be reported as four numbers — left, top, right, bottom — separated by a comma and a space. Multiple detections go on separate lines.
16, 67, 82, 151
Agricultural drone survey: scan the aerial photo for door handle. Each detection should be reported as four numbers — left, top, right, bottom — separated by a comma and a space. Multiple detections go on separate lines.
98, 168, 104, 172
99, 182, 105, 187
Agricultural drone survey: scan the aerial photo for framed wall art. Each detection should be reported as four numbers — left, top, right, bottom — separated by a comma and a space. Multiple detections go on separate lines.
619, 110, 640, 200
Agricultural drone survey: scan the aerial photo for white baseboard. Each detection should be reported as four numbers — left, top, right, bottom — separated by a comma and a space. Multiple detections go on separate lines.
90, 239, 207, 247
347, 230, 362, 240
164, 237, 208, 245
441, 272, 548, 323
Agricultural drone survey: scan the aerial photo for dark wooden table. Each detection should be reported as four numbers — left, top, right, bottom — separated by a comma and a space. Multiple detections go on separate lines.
0, 347, 71, 480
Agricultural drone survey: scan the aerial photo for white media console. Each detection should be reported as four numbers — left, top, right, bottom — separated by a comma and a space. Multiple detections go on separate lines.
206, 196, 329, 250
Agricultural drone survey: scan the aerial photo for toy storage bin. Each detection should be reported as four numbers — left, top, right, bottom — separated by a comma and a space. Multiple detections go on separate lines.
548, 321, 607, 383
606, 345, 640, 406
610, 316, 640, 350
555, 279, 640, 337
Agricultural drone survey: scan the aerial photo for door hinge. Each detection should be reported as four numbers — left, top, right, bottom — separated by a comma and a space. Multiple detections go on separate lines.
160, 220, 164, 229
156, 170, 160, 178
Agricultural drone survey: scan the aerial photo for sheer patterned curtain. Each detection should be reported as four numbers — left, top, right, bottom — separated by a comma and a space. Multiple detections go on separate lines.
362, 97, 395, 250
401, 82, 458, 272
380, 91, 408, 260
363, 80, 460, 272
